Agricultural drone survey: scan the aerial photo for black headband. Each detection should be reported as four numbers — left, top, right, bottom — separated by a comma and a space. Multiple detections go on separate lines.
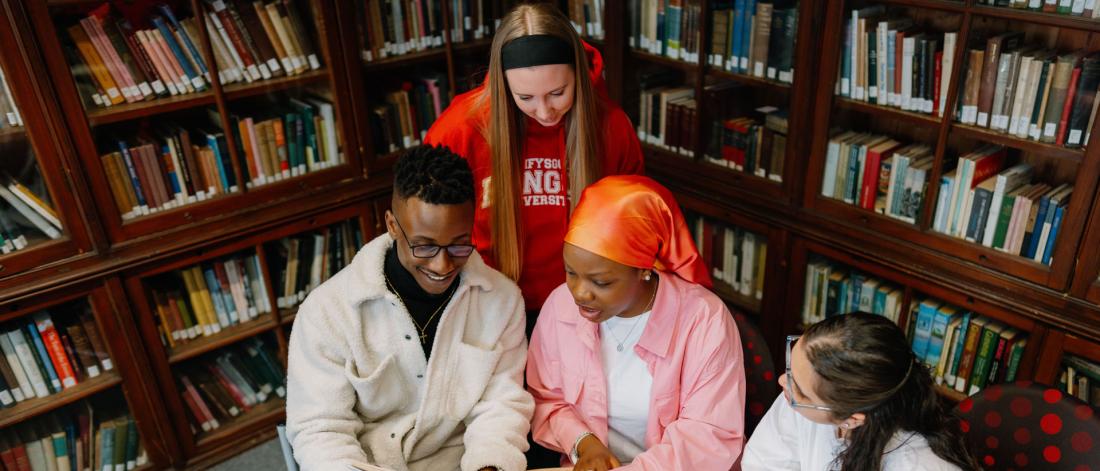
501, 35, 575, 70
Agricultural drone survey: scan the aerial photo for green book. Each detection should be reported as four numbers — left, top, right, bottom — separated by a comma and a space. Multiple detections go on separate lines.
112, 419, 127, 471
100, 420, 116, 471
991, 194, 1017, 249
1004, 338, 1027, 382
124, 419, 139, 469
969, 321, 1005, 395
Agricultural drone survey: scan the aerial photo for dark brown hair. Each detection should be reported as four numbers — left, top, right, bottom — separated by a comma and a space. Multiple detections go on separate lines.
801, 313, 980, 471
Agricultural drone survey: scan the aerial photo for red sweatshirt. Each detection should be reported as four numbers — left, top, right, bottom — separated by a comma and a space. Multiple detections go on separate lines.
425, 42, 644, 311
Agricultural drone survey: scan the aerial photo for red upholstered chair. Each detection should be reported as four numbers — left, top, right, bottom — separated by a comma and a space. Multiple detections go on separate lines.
954, 380, 1099, 470
731, 311, 778, 437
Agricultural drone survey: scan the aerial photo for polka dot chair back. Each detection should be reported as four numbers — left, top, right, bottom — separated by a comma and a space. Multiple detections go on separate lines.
731, 311, 777, 437
954, 380, 1099, 470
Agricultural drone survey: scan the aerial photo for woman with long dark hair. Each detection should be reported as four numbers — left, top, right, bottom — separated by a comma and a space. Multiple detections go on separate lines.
743, 312, 979, 471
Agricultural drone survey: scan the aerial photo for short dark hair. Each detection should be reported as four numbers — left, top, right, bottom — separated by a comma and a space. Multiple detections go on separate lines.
393, 144, 474, 205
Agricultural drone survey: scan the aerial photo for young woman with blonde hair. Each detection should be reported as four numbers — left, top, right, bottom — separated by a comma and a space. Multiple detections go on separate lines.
425, 2, 643, 324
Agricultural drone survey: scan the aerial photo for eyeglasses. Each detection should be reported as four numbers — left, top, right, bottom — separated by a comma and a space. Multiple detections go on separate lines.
393, 216, 476, 259
785, 335, 834, 412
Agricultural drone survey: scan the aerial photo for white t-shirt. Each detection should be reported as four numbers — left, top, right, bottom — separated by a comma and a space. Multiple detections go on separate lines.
599, 311, 653, 463
742, 395, 963, 471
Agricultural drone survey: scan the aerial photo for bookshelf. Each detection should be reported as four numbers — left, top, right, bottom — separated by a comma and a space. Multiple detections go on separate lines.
0, 0, 498, 467
5, 0, 1100, 466
623, 0, 1100, 409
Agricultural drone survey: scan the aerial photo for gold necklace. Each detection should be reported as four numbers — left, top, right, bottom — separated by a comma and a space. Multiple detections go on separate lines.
384, 274, 457, 344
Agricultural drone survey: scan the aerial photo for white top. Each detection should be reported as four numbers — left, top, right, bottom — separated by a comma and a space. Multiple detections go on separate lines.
742, 395, 963, 471
599, 311, 653, 463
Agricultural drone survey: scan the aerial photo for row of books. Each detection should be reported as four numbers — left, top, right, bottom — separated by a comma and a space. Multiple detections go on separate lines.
0, 175, 63, 249
932, 148, 1072, 265
370, 76, 449, 154
801, 261, 904, 325
980, 0, 1100, 18
637, 85, 694, 153
266, 220, 363, 310
629, 0, 703, 63
836, 7, 959, 118
567, 0, 605, 40
176, 337, 285, 434
687, 213, 767, 300
955, 34, 1100, 149
149, 253, 273, 348
705, 107, 788, 182
0, 66, 22, 129
232, 96, 343, 186
361, 0, 496, 61
1059, 354, 1100, 407
908, 298, 1028, 395
0, 307, 112, 408
100, 96, 340, 219
820, 131, 934, 224
100, 119, 239, 220
63, 1, 320, 110
710, 0, 798, 84
1, 406, 146, 471
800, 258, 1029, 395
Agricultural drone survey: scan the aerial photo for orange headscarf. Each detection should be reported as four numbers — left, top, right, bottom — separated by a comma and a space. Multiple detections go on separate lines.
565, 175, 713, 288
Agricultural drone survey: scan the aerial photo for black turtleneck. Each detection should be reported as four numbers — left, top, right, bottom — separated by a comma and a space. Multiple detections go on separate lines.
383, 244, 458, 358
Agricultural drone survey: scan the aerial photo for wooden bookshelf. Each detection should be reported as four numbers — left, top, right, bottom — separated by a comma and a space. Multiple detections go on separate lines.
7, 0, 1100, 467
0, 372, 122, 429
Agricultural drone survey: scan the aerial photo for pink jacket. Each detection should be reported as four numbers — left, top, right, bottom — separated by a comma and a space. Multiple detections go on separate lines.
527, 273, 746, 470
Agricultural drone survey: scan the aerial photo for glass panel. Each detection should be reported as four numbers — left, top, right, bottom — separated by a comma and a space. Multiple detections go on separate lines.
800, 253, 1029, 396
145, 249, 273, 351
684, 210, 767, 312
6, 389, 150, 469
1060, 354, 1099, 407
173, 333, 285, 438
51, 1, 211, 114
0, 299, 114, 406
366, 66, 451, 155
263, 218, 362, 319
0, 64, 64, 253
821, 2, 962, 224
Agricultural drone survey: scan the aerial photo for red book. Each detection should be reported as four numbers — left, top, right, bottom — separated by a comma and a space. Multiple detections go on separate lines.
33, 314, 79, 389
1057, 65, 1082, 146
10, 442, 29, 471
0, 444, 17, 471
180, 375, 217, 429
208, 364, 251, 409
970, 147, 1008, 189
860, 140, 902, 209
933, 51, 943, 117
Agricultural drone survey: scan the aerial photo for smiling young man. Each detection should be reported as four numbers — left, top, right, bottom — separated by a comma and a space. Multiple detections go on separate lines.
286, 145, 533, 471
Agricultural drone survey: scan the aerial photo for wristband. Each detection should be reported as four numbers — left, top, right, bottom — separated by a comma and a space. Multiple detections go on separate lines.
570, 431, 595, 464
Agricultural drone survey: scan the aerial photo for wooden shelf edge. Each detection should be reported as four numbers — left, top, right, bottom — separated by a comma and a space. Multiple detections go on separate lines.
877, 0, 968, 12
834, 97, 943, 127
279, 307, 298, 327
168, 316, 279, 365
630, 49, 701, 72
0, 372, 122, 429
87, 92, 217, 126
971, 5, 1100, 33
707, 69, 792, 93
362, 48, 447, 69
193, 398, 285, 449
950, 123, 1084, 163
222, 69, 330, 101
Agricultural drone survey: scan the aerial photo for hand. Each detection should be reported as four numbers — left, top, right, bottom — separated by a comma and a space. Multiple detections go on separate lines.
572, 434, 621, 471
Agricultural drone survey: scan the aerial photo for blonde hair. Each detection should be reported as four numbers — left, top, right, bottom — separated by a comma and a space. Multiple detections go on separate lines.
479, 2, 602, 281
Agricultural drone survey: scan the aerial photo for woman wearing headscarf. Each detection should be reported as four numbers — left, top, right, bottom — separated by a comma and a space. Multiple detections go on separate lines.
526, 175, 746, 471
